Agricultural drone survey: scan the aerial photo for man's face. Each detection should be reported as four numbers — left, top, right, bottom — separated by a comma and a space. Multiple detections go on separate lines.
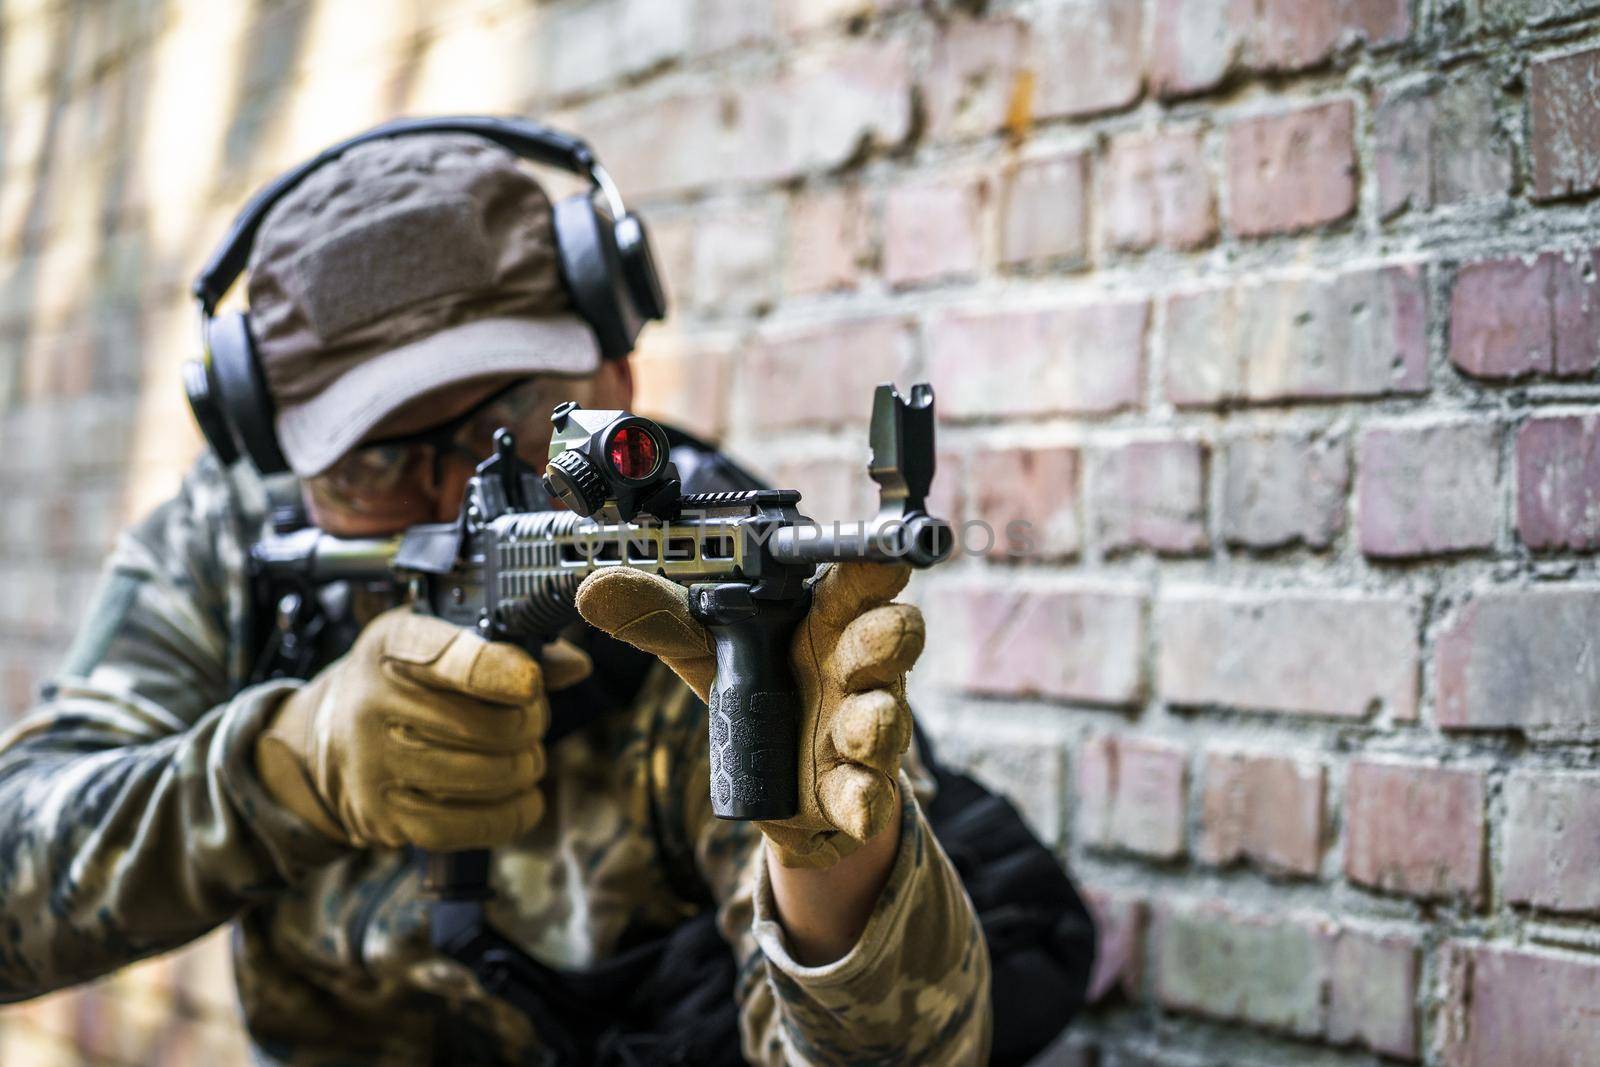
303, 359, 634, 537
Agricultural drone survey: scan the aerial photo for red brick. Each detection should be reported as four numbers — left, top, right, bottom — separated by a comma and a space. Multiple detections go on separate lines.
1375, 83, 1431, 218
1450, 255, 1556, 379
1253, 0, 1411, 71
1357, 421, 1501, 558
883, 175, 984, 288
1219, 430, 1348, 550
1152, 0, 1409, 98
1150, 0, 1249, 98
631, 332, 733, 442
1000, 152, 1089, 269
738, 318, 914, 432
1151, 901, 1333, 1036
1445, 945, 1600, 1067
967, 445, 1081, 560
1518, 415, 1600, 550
1376, 76, 1513, 217
925, 15, 1030, 142
1531, 46, 1600, 200
936, 728, 1067, 845
1029, 0, 1144, 120
1554, 250, 1600, 375
1077, 735, 1188, 858
581, 85, 790, 198
767, 456, 877, 526
1344, 760, 1486, 904
928, 301, 1148, 420
928, 584, 1146, 706
776, 0, 902, 35
1502, 771, 1600, 914
534, 0, 694, 97
687, 200, 779, 315
1435, 587, 1600, 738
1226, 101, 1357, 237
1197, 750, 1325, 877
785, 37, 915, 173
1449, 251, 1600, 380
1164, 266, 1428, 407
1158, 589, 1418, 719
1099, 127, 1216, 252
1328, 928, 1420, 1060
1084, 887, 1146, 1002
692, 0, 775, 55
1092, 440, 1208, 555
786, 185, 870, 295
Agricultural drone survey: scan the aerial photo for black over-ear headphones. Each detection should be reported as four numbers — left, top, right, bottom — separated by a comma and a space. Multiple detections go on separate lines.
183, 115, 667, 475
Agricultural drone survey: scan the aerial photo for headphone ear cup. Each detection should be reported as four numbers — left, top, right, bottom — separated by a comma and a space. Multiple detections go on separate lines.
554, 193, 642, 360
613, 212, 667, 322
206, 312, 291, 475
182, 356, 242, 466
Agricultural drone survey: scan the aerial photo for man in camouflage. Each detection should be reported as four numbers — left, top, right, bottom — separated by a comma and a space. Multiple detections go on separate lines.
0, 133, 991, 1064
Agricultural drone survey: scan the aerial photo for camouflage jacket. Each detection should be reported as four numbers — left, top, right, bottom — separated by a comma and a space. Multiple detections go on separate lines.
0, 455, 991, 1065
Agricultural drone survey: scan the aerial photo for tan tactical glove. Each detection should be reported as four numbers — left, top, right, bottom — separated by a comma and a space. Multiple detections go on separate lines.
255, 606, 590, 851
576, 562, 924, 868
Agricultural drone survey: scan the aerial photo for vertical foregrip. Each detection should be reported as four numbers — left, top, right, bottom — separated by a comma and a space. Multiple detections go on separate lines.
692, 584, 810, 821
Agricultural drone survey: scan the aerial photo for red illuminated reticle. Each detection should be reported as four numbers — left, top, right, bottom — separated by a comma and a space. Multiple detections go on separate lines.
607, 425, 661, 481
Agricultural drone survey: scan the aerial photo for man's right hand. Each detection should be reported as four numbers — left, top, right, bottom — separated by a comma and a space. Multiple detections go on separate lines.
254, 606, 586, 851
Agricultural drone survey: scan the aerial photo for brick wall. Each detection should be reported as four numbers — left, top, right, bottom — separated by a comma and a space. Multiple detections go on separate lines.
2, 0, 1598, 1064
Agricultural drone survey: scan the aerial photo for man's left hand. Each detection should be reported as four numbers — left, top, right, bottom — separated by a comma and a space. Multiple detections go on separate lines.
575, 562, 924, 868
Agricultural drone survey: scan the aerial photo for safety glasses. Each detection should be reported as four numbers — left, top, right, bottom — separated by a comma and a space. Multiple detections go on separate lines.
304, 376, 567, 523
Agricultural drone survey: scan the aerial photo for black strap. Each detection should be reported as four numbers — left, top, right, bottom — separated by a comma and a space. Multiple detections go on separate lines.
193, 116, 599, 312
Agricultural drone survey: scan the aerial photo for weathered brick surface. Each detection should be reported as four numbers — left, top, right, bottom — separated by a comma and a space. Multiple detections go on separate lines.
1151, 0, 1409, 98
1517, 414, 1600, 549
1376, 74, 1512, 217
966, 445, 1082, 560
1028, 0, 1144, 120
1099, 128, 1217, 253
1197, 750, 1325, 877
1450, 251, 1600, 379
1356, 421, 1502, 558
1219, 430, 1347, 549
1001, 152, 1089, 269
927, 301, 1148, 419
883, 174, 984, 288
928, 584, 1146, 706
1344, 760, 1487, 904
1158, 589, 1418, 719
1226, 101, 1357, 236
1531, 46, 1600, 200
1091, 439, 1208, 555
1076, 735, 1188, 858
1502, 771, 1600, 913
1164, 266, 1428, 407
1151, 902, 1333, 1036
1435, 586, 1600, 737
1445, 945, 1600, 1067
926, 15, 1029, 142
786, 184, 870, 295
1328, 928, 1420, 1060
738, 317, 914, 432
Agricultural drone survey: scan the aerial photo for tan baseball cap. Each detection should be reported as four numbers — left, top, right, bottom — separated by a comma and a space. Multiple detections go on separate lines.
246, 133, 600, 478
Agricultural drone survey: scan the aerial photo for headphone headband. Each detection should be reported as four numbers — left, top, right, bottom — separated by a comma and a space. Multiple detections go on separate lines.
186, 114, 666, 476
192, 115, 623, 314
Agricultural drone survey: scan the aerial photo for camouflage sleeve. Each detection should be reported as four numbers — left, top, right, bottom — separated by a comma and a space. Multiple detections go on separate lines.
686, 733, 993, 1065
0, 460, 347, 1001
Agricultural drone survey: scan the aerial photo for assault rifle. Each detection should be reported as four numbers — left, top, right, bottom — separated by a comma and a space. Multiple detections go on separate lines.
252, 381, 951, 1047
253, 381, 952, 822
